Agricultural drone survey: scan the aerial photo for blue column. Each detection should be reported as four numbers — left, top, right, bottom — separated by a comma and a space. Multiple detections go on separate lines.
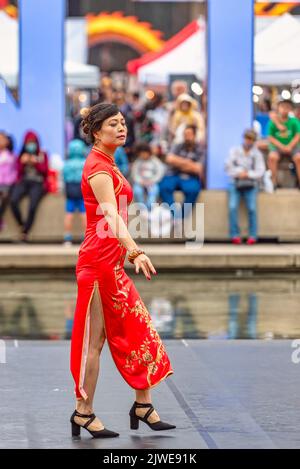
0, 0, 65, 157
207, 0, 254, 189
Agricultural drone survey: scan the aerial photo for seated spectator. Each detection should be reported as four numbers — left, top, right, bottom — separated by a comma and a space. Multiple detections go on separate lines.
0, 131, 17, 231
159, 125, 205, 221
170, 94, 205, 145
131, 142, 165, 215
267, 99, 300, 188
10, 131, 49, 242
115, 145, 129, 178
225, 129, 265, 245
63, 139, 87, 246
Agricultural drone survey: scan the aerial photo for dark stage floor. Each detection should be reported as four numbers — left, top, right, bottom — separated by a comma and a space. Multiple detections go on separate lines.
1, 339, 299, 449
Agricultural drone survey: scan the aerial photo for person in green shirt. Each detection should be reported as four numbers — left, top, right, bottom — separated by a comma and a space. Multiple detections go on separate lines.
267, 99, 300, 187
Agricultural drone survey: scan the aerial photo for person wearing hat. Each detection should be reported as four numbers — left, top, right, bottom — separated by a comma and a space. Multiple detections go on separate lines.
225, 129, 266, 245
170, 93, 205, 145
267, 99, 300, 188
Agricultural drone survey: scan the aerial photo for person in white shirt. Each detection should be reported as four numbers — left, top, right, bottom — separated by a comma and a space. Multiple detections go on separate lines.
225, 129, 265, 245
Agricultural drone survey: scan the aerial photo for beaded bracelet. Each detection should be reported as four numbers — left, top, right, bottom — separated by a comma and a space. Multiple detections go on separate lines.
128, 249, 145, 264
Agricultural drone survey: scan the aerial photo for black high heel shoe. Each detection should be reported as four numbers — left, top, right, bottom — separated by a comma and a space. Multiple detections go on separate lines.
70, 410, 119, 438
129, 401, 176, 431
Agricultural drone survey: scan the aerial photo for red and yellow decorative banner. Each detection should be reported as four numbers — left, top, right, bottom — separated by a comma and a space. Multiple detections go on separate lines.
255, 2, 299, 16
86, 11, 165, 54
0, 2, 18, 18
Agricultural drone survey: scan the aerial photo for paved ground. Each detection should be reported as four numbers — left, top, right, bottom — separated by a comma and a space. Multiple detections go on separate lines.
0, 339, 299, 449
2, 243, 300, 271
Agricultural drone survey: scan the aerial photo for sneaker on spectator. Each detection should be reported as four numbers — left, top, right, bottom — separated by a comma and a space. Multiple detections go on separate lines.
19, 232, 29, 243
246, 237, 257, 245
63, 240, 73, 247
231, 236, 242, 245
63, 233, 73, 247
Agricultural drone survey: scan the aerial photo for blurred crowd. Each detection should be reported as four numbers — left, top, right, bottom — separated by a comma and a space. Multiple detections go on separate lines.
1, 79, 300, 244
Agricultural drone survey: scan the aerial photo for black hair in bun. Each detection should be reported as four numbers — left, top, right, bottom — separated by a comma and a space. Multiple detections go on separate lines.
80, 103, 120, 144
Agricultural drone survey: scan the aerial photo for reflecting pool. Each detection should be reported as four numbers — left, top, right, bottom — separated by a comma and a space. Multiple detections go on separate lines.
0, 272, 299, 340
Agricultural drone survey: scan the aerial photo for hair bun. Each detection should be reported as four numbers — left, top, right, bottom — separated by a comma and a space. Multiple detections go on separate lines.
82, 124, 89, 135
80, 107, 90, 119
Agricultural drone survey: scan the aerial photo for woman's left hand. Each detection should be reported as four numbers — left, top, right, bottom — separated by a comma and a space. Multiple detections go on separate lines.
134, 254, 157, 280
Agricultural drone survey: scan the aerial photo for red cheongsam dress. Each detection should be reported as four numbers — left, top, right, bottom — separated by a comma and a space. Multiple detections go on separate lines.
70, 146, 174, 400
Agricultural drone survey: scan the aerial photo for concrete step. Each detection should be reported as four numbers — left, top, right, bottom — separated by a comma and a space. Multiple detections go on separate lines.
1, 189, 300, 242
1, 243, 300, 272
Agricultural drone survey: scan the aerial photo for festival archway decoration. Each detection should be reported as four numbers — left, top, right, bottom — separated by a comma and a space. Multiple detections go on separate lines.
86, 11, 165, 55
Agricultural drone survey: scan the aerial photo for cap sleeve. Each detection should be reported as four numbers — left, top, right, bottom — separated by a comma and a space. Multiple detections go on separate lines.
86, 160, 114, 183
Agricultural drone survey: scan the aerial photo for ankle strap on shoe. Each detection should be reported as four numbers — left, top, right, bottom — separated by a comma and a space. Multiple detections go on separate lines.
134, 401, 153, 408
75, 410, 96, 418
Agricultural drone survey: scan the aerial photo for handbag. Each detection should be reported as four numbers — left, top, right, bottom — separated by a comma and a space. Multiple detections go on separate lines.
234, 153, 256, 190
234, 178, 256, 190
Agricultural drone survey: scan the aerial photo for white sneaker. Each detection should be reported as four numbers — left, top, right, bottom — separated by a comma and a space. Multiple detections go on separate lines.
63, 241, 72, 247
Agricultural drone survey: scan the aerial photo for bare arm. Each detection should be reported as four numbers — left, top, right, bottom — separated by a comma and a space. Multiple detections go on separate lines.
89, 173, 156, 279
269, 111, 286, 131
269, 136, 287, 152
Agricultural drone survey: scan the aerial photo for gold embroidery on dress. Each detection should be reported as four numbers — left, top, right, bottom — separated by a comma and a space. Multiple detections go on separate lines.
123, 298, 168, 386
112, 245, 130, 316
111, 237, 168, 385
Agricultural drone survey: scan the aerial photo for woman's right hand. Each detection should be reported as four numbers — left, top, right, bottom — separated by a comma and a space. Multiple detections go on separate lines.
134, 253, 157, 280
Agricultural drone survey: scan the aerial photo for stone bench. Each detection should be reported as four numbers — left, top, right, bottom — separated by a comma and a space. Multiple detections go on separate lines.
0, 189, 299, 242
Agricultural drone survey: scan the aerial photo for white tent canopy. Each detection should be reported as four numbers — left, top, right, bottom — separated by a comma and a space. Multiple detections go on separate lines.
64, 61, 100, 88
255, 13, 300, 85
136, 18, 206, 85
0, 12, 100, 89
134, 13, 300, 87
0, 11, 18, 88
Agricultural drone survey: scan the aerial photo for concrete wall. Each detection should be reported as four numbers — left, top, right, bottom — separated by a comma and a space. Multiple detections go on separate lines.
200, 189, 300, 241
1, 189, 300, 242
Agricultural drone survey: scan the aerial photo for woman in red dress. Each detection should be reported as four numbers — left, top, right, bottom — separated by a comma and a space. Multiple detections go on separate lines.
70, 103, 175, 438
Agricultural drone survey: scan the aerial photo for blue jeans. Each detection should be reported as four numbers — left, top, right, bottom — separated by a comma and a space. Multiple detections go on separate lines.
228, 183, 258, 239
133, 183, 159, 211
159, 174, 201, 219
